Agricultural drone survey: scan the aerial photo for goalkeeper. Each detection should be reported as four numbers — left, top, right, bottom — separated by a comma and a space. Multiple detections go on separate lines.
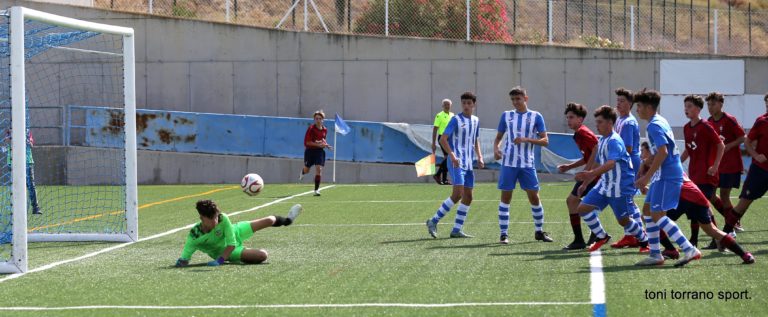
4, 128, 41, 214
175, 200, 303, 267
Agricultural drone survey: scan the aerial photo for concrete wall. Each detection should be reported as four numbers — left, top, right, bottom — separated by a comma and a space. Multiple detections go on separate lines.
5, 0, 768, 136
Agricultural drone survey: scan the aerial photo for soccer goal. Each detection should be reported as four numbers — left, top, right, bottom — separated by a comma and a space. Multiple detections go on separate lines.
0, 7, 137, 274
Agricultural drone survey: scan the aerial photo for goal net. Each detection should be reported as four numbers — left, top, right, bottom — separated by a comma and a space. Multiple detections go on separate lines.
0, 7, 137, 274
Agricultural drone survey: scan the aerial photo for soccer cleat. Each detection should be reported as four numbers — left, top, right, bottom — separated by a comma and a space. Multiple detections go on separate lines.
674, 248, 702, 267
499, 234, 510, 244
32, 207, 42, 215
442, 180, 452, 185
586, 232, 597, 246
535, 231, 553, 242
662, 249, 680, 260
734, 222, 745, 232
562, 240, 587, 250
313, 190, 321, 196
702, 239, 718, 250
287, 204, 303, 222
449, 231, 474, 238
638, 245, 650, 253
635, 255, 665, 266
588, 234, 611, 252
426, 220, 438, 238
610, 235, 639, 248
742, 252, 755, 264
432, 174, 442, 185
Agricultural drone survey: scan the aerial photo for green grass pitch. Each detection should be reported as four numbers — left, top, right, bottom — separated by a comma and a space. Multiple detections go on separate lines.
0, 182, 765, 316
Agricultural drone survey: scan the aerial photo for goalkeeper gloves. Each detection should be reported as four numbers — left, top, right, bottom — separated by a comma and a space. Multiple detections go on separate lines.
207, 256, 225, 266
175, 258, 189, 267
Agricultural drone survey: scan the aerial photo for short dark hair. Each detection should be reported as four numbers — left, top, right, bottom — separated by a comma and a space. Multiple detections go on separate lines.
684, 94, 704, 109
313, 110, 325, 119
564, 102, 587, 118
633, 88, 661, 110
615, 87, 634, 103
460, 91, 476, 103
705, 92, 724, 103
594, 105, 617, 123
641, 141, 650, 150
509, 86, 527, 97
196, 200, 220, 219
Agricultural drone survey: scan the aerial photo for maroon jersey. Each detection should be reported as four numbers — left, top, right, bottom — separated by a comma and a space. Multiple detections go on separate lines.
708, 112, 745, 174
574, 125, 598, 162
681, 179, 711, 207
747, 115, 768, 171
304, 124, 327, 149
684, 120, 721, 186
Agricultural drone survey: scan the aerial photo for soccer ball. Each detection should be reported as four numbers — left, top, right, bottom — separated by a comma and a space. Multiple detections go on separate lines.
241, 173, 264, 196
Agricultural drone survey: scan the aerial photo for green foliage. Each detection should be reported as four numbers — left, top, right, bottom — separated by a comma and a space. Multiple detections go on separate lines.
580, 35, 623, 49
354, 0, 511, 42
172, 1, 197, 18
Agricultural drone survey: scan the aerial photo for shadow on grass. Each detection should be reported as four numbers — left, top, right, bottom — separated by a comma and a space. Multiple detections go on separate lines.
426, 242, 509, 250
489, 249, 588, 260
380, 238, 442, 244
28, 241, 115, 250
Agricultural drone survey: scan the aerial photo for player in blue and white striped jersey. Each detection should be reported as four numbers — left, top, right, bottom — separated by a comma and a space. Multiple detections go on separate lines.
426, 92, 485, 239
575, 106, 649, 253
611, 87, 645, 249
493, 86, 551, 244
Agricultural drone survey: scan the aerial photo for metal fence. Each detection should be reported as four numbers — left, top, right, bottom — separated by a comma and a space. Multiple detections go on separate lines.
94, 0, 768, 56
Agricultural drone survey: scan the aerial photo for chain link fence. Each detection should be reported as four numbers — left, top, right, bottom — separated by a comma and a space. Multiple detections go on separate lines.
93, 0, 768, 56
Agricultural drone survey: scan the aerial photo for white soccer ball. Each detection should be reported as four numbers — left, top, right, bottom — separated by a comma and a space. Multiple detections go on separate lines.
241, 173, 264, 196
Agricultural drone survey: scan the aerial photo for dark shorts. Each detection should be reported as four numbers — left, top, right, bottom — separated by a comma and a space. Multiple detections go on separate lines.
740, 164, 768, 201
304, 148, 326, 167
570, 180, 597, 198
718, 172, 742, 189
695, 184, 716, 200
667, 200, 712, 225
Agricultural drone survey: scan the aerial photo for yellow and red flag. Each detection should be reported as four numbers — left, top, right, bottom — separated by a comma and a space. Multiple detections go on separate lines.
415, 154, 436, 177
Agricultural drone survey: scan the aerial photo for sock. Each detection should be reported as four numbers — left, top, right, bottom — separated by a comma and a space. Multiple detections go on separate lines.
625, 203, 641, 235
720, 234, 746, 257
452, 203, 470, 233
314, 175, 321, 191
430, 198, 455, 224
657, 216, 694, 253
645, 216, 662, 258
498, 203, 510, 236
570, 214, 584, 243
624, 219, 647, 242
580, 211, 606, 239
690, 223, 700, 246
659, 229, 676, 250
531, 205, 544, 232
722, 207, 742, 233
272, 215, 292, 227
712, 196, 725, 216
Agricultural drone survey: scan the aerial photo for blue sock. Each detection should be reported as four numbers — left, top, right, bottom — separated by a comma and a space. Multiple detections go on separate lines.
499, 202, 510, 236
452, 203, 470, 233
430, 198, 454, 224
531, 204, 544, 232
657, 215, 694, 253
581, 211, 606, 239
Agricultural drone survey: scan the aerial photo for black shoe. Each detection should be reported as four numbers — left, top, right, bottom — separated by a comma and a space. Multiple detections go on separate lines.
586, 232, 597, 245
432, 175, 442, 184
499, 234, 510, 244
563, 240, 587, 250
535, 231, 553, 242
702, 239, 718, 250
32, 207, 42, 215
442, 180, 452, 185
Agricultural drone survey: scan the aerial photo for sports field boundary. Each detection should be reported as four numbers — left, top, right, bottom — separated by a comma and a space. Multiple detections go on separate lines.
0, 185, 336, 283
0, 302, 591, 311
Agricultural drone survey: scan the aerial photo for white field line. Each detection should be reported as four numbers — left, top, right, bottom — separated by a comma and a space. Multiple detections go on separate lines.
0, 186, 336, 284
590, 250, 606, 307
0, 302, 590, 311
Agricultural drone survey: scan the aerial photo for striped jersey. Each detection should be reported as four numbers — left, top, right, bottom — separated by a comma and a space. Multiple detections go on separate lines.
647, 114, 683, 181
594, 132, 636, 197
442, 113, 480, 170
497, 110, 546, 168
615, 114, 640, 157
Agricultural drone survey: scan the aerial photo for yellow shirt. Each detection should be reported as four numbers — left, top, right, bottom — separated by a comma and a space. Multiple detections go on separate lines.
433, 111, 454, 135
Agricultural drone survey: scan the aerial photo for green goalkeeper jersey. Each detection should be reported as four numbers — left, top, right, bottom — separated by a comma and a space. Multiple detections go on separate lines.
180, 213, 239, 260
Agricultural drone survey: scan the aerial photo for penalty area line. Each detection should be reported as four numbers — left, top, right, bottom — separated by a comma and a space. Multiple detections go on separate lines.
0, 185, 336, 284
0, 302, 591, 310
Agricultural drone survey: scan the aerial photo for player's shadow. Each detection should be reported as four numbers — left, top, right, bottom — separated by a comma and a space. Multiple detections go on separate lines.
162, 262, 270, 272
489, 249, 587, 260
380, 238, 443, 244
581, 264, 679, 273
426, 242, 515, 250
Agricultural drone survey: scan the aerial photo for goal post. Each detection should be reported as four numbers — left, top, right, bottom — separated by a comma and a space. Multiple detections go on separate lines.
0, 6, 137, 274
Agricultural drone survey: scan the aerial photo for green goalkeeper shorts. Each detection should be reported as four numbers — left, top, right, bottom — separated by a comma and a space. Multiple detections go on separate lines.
229, 221, 255, 263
